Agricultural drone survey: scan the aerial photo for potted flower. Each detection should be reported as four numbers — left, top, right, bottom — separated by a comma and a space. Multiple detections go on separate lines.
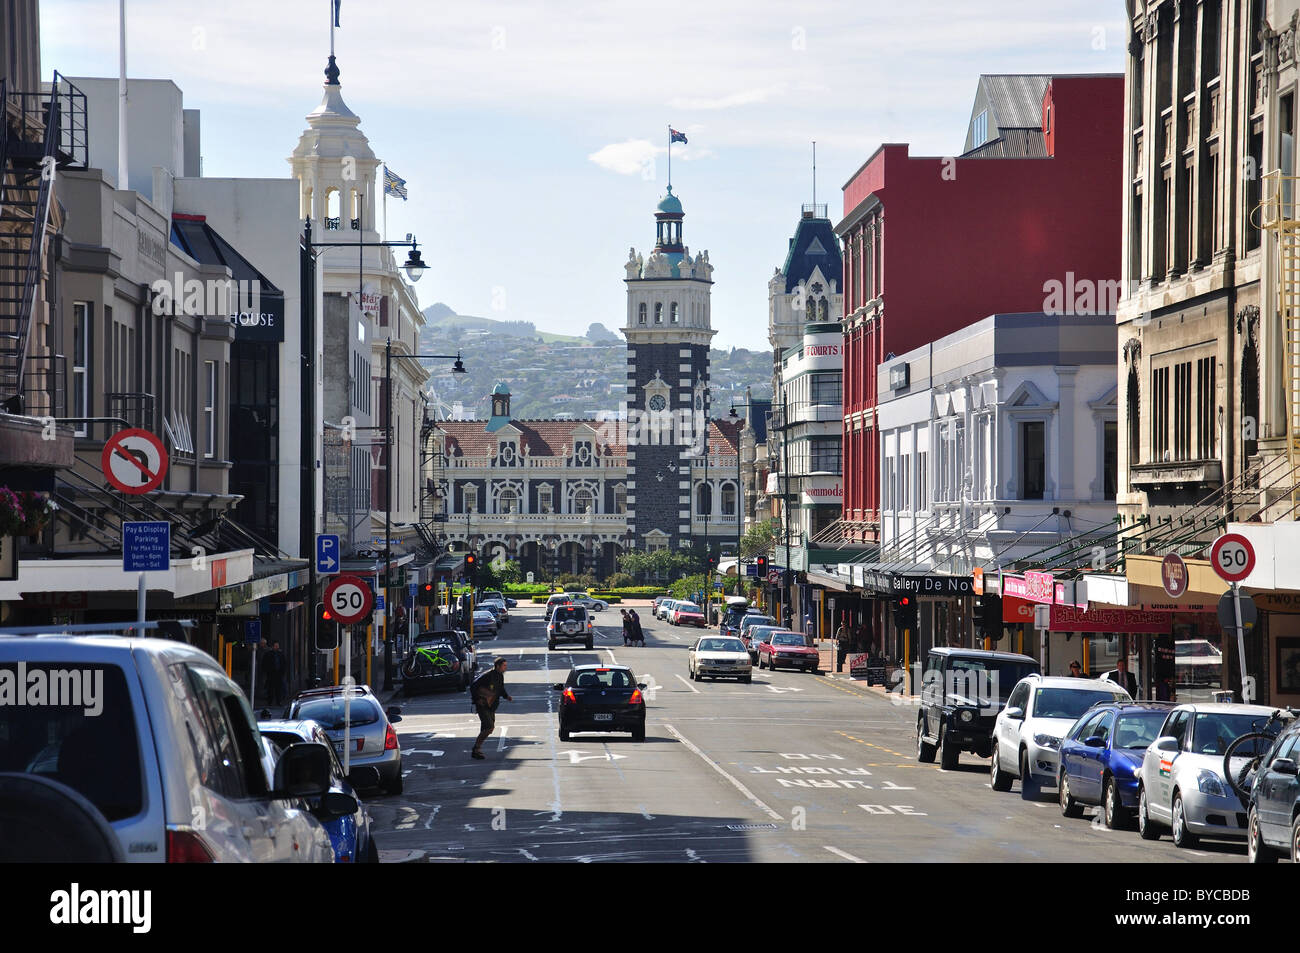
0, 488, 54, 537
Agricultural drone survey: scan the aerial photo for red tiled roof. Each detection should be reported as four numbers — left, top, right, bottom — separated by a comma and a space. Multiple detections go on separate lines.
435, 416, 739, 458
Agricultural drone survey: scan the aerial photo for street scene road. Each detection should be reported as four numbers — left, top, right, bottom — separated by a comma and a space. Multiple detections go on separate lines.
371, 606, 1244, 864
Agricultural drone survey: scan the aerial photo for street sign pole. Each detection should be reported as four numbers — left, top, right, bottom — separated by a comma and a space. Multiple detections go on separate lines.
343, 623, 352, 774
1232, 581, 1250, 702
137, 572, 146, 624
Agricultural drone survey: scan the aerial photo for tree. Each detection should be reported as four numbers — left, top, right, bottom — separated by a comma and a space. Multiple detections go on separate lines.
739, 522, 775, 560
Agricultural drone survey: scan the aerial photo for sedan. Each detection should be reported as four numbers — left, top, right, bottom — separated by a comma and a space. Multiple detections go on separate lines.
741, 624, 789, 662
656, 599, 678, 621
669, 602, 706, 627
479, 599, 509, 624
1247, 718, 1300, 863
566, 593, 608, 612
402, 635, 471, 694
471, 609, 498, 638
1056, 701, 1172, 828
553, 665, 647, 741
758, 631, 819, 673
688, 636, 752, 683
284, 686, 405, 796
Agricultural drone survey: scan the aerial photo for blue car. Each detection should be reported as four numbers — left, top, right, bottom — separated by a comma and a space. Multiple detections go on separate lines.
260, 719, 378, 863
1057, 701, 1173, 829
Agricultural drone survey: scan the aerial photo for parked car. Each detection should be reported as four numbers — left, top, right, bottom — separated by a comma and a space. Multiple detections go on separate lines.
719, 601, 755, 637
655, 599, 678, 621
1175, 639, 1224, 687
1137, 703, 1282, 848
548, 604, 594, 650
669, 602, 706, 627
991, 675, 1130, 798
688, 636, 752, 683
471, 609, 498, 638
553, 665, 647, 741
736, 614, 777, 648
1246, 715, 1300, 863
757, 630, 819, 673
566, 593, 608, 612
545, 593, 573, 621
283, 685, 405, 796
479, 599, 509, 624
482, 590, 517, 609
917, 647, 1041, 771
403, 633, 474, 694
259, 719, 378, 863
1056, 701, 1173, 827
740, 624, 789, 662
0, 633, 337, 862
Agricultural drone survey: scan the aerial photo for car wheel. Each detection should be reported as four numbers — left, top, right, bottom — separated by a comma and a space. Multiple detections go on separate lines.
633, 727, 645, 742
990, 745, 1012, 791
1170, 791, 1197, 849
742, 675, 752, 684
363, 834, 380, 864
1137, 785, 1160, 840
559, 727, 570, 742
1019, 751, 1038, 801
1059, 770, 1083, 818
916, 718, 937, 763
1247, 807, 1276, 864
383, 771, 404, 797
1292, 815, 1300, 863
1103, 777, 1128, 829
938, 725, 959, 770
548, 642, 556, 651
585, 641, 593, 650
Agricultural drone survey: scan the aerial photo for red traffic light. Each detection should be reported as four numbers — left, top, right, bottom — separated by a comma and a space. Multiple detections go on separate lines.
898, 596, 911, 607
466, 554, 476, 565
322, 608, 333, 621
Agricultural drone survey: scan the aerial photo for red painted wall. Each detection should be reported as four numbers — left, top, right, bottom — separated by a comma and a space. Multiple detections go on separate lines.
839, 75, 1123, 530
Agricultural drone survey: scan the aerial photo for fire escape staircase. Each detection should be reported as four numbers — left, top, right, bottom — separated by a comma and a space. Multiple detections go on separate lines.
414, 410, 444, 557
0, 73, 87, 414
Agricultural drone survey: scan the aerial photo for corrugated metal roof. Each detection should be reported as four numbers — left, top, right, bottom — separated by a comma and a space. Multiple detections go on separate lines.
978, 74, 1050, 130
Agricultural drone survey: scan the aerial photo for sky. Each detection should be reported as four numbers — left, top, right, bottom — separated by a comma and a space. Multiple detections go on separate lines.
39, 1, 1127, 350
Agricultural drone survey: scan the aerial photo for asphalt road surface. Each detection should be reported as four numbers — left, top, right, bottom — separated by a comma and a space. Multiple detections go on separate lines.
367, 605, 1247, 863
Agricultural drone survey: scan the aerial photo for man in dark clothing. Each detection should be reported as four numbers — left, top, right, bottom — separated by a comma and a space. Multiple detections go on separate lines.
265, 641, 287, 705
1107, 658, 1139, 697
470, 658, 512, 759
628, 609, 645, 646
836, 622, 851, 672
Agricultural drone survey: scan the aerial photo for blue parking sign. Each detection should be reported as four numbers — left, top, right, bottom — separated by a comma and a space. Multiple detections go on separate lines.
123, 521, 170, 572
316, 534, 340, 574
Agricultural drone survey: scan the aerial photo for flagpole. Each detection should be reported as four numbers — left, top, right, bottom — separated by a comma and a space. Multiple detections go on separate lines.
667, 126, 672, 190
330, 0, 335, 56
383, 178, 388, 244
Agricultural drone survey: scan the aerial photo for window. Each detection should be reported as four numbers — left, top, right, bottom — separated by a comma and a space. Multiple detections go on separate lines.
537, 485, 553, 513
810, 372, 842, 406
973, 110, 989, 147
498, 488, 518, 513
72, 302, 90, 436
809, 437, 841, 473
1151, 366, 1170, 461
463, 485, 478, 513
574, 488, 595, 514
721, 483, 736, 515
696, 483, 711, 516
1173, 360, 1191, 461
638, 303, 646, 325
1020, 421, 1045, 500
654, 303, 663, 324
917, 451, 928, 511
1103, 420, 1117, 501
204, 361, 217, 458
670, 302, 679, 324
1196, 356, 1216, 459
900, 455, 911, 512
614, 484, 627, 514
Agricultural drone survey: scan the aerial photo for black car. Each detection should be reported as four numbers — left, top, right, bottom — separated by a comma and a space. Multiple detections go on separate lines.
1247, 717, 1300, 863
553, 664, 647, 742
916, 647, 1040, 769
403, 629, 476, 694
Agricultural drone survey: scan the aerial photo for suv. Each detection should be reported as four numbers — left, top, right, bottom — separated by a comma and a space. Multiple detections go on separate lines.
548, 605, 594, 650
0, 633, 337, 862
545, 593, 572, 621
283, 685, 405, 796
916, 647, 1040, 770
990, 674, 1130, 798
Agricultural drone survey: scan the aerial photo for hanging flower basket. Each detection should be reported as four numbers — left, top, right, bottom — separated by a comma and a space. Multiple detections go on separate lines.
0, 488, 54, 537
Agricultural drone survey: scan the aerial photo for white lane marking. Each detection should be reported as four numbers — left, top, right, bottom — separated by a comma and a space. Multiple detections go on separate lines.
638, 805, 655, 821
685, 848, 706, 863
824, 845, 867, 863
423, 805, 442, 830
543, 648, 563, 821
567, 750, 627, 764
497, 725, 510, 751
604, 648, 619, 665
604, 742, 628, 780
674, 673, 700, 693
518, 848, 539, 862
664, 723, 783, 822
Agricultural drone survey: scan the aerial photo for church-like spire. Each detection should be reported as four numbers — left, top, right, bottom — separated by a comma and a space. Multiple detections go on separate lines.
654, 186, 684, 253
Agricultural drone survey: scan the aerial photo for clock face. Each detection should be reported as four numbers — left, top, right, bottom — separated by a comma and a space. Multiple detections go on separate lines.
648, 394, 667, 412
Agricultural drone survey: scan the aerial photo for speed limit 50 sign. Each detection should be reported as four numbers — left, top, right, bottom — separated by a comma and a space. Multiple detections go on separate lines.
324, 574, 374, 625
1210, 533, 1256, 583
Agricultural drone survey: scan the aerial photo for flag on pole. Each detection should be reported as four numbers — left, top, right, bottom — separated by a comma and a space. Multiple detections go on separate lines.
383, 166, 408, 200
334, 0, 342, 27
670, 127, 688, 144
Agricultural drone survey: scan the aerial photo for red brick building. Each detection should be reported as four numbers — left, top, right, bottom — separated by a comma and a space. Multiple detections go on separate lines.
836, 74, 1124, 542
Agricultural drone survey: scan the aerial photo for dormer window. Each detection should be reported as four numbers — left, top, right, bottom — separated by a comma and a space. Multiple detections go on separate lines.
574, 440, 594, 466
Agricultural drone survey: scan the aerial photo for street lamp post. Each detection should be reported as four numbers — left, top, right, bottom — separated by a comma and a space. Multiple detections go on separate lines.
728, 400, 758, 596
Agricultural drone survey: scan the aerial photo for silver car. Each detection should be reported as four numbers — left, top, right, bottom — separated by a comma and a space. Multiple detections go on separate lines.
471, 609, 499, 638
688, 636, 752, 683
284, 686, 405, 796
0, 633, 337, 863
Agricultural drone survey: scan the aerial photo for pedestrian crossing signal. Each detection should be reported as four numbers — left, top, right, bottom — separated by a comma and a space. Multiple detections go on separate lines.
418, 582, 437, 606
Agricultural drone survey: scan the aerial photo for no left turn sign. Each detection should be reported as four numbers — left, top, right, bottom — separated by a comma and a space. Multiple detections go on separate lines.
102, 428, 169, 495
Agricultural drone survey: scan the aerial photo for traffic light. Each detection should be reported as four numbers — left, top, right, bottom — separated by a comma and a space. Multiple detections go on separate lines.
893, 594, 916, 631
418, 582, 437, 607
464, 553, 477, 584
315, 601, 339, 651
756, 554, 768, 575
975, 595, 1003, 642
707, 552, 717, 572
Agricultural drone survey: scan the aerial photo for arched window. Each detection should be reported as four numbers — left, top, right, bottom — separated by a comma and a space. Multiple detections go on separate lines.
325, 188, 341, 230
654, 303, 663, 324
574, 488, 595, 514
498, 488, 518, 513
696, 483, 712, 516
722, 483, 736, 515
638, 303, 647, 325
819, 298, 829, 321
350, 189, 362, 229
671, 302, 680, 323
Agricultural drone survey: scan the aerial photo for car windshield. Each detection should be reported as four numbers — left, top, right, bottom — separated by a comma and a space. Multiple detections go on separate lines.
294, 697, 381, 730
1175, 641, 1220, 658
677, 603, 700, 612
1034, 688, 1125, 719
949, 659, 1039, 701
1190, 712, 1279, 756
699, 639, 746, 653
570, 668, 635, 689
1113, 710, 1169, 749
772, 633, 806, 646
742, 617, 775, 630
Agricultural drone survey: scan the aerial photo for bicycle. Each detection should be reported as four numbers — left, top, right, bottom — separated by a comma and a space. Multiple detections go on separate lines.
401, 644, 457, 680
1222, 707, 1300, 804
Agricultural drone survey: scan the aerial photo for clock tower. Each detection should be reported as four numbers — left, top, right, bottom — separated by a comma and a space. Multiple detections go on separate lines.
622, 186, 716, 551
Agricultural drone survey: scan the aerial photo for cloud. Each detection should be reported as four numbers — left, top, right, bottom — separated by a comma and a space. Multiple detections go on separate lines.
668, 85, 786, 111
588, 139, 660, 176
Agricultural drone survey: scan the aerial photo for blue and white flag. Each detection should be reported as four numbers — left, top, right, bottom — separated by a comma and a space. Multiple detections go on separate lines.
384, 166, 408, 200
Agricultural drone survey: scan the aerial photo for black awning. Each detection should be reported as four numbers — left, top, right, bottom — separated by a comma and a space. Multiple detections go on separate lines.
170, 214, 286, 343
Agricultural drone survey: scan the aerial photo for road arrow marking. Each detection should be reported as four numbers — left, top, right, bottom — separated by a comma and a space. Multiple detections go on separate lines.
566, 750, 627, 764
766, 685, 804, 694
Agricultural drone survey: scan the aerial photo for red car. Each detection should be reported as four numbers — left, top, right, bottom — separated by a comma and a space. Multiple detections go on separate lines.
758, 631, 820, 673
669, 602, 707, 627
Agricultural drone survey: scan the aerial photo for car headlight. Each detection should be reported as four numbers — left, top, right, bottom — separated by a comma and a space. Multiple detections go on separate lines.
958, 709, 975, 724
1197, 769, 1226, 798
1032, 734, 1061, 750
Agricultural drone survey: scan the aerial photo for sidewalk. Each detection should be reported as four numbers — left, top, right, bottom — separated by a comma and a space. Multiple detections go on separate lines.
815, 642, 918, 703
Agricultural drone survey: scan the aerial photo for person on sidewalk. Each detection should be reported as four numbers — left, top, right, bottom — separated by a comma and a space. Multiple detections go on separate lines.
620, 609, 632, 646
470, 658, 512, 760
1068, 660, 1085, 677
628, 609, 645, 647
835, 622, 851, 672
1106, 657, 1138, 697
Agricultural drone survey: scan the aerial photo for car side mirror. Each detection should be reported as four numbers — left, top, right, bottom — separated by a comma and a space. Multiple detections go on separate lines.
346, 765, 381, 789
316, 791, 360, 820
271, 742, 332, 799
386, 706, 403, 722
1005, 707, 1024, 721
1083, 735, 1106, 748
1272, 757, 1298, 777
1155, 736, 1180, 753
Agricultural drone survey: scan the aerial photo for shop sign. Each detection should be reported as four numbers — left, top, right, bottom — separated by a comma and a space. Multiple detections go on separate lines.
1047, 604, 1168, 634
891, 575, 973, 596
1003, 573, 1084, 608
1252, 591, 1300, 614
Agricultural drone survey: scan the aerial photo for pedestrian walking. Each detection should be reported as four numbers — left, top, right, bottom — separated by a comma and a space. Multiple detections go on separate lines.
629, 608, 645, 646
264, 640, 287, 706
621, 609, 632, 646
836, 621, 851, 672
469, 658, 512, 760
